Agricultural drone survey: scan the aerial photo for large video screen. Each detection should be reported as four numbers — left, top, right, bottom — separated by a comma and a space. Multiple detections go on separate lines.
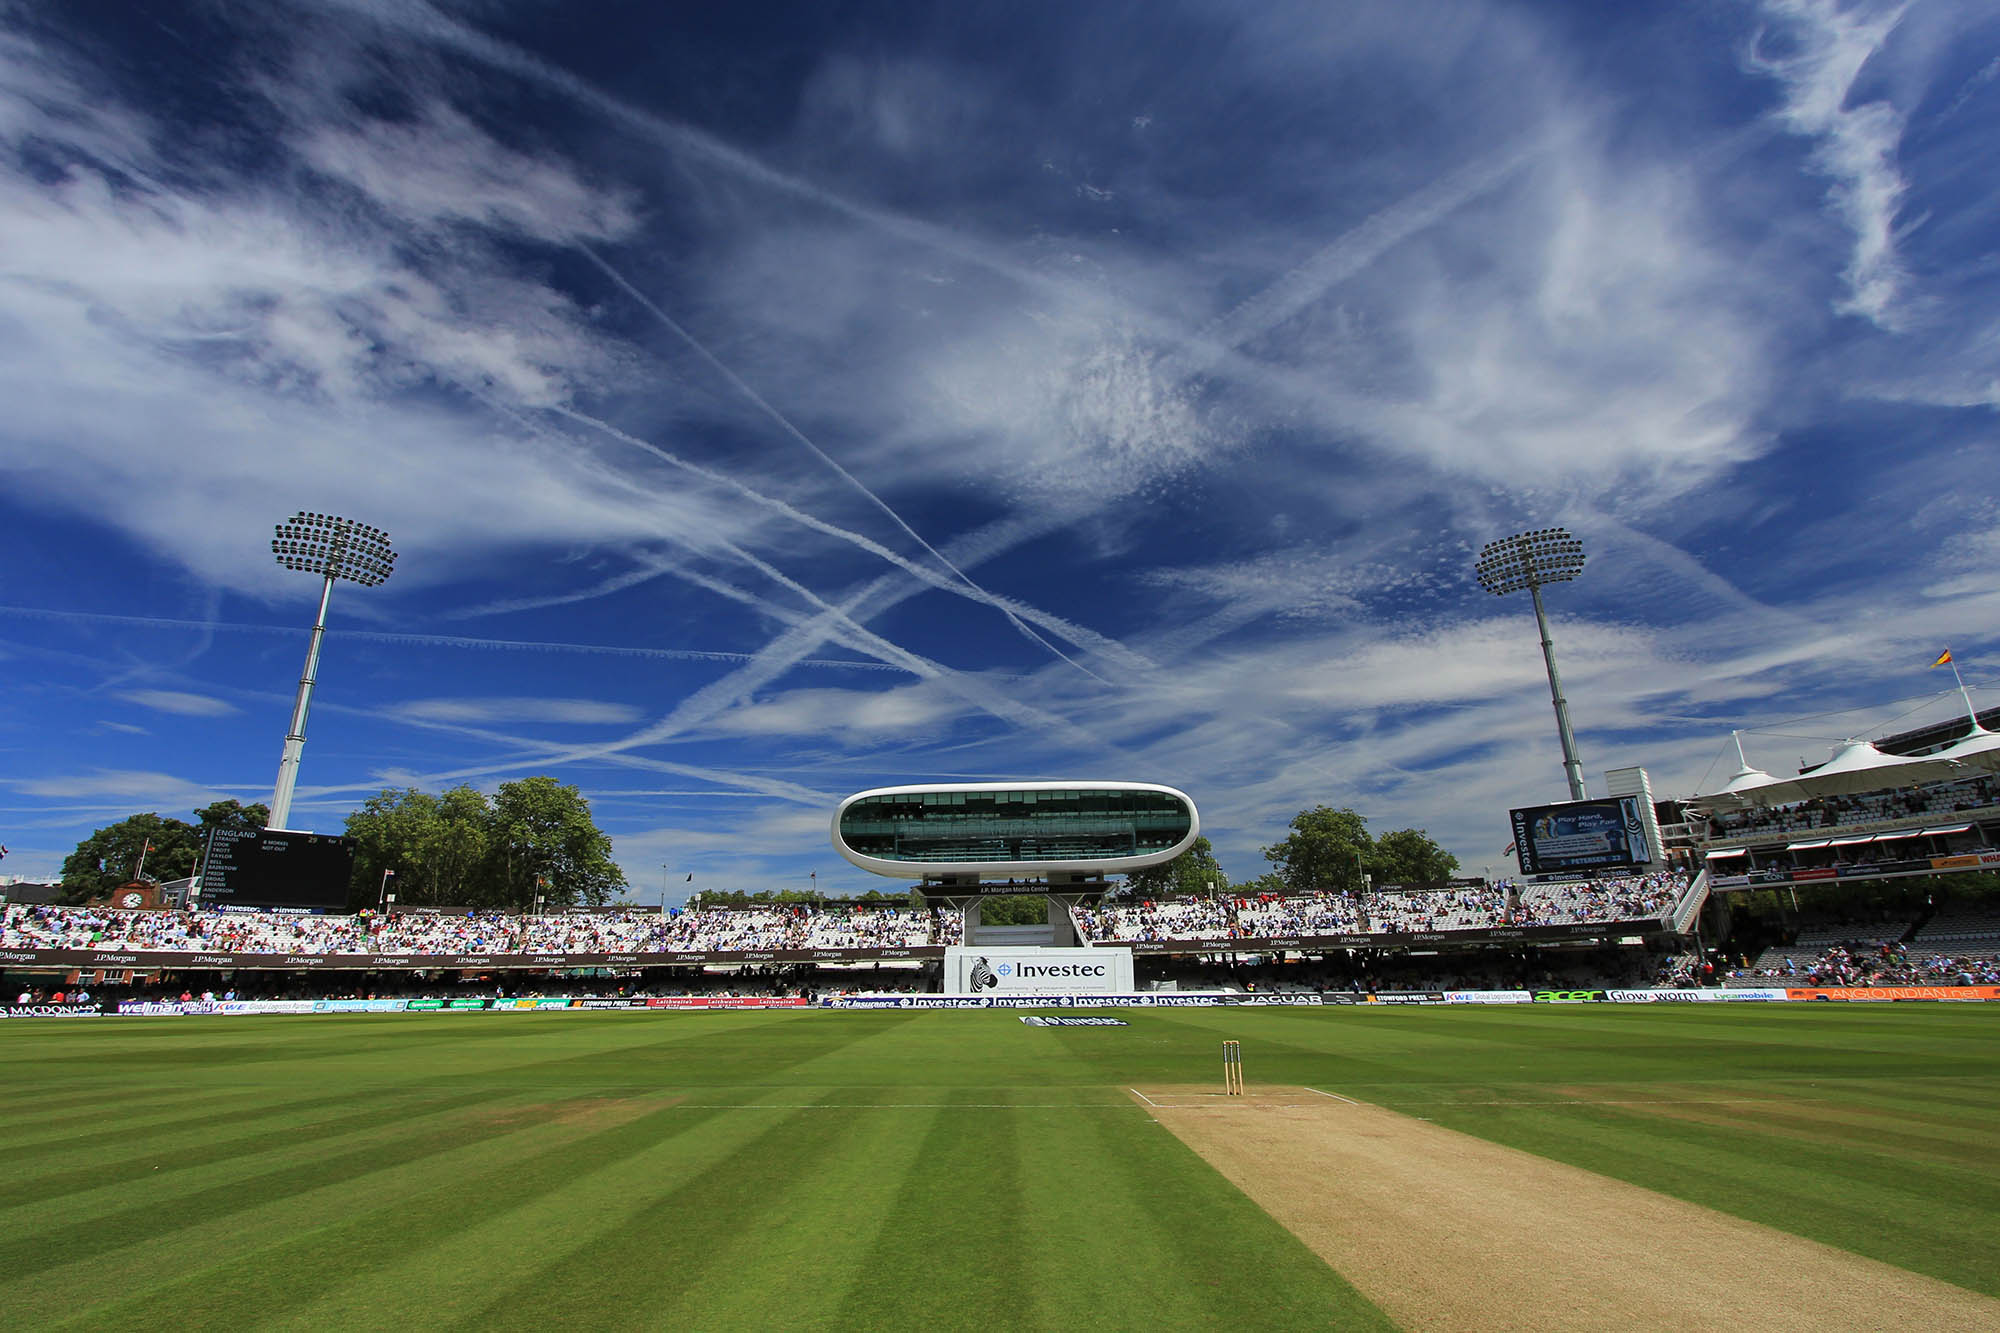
1509, 797, 1652, 877
197, 828, 355, 911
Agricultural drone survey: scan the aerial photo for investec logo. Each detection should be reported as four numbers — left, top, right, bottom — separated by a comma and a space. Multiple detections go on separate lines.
1010, 962, 1107, 979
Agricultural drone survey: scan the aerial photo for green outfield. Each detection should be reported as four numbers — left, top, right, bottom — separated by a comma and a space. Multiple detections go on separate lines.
0, 1005, 1995, 1331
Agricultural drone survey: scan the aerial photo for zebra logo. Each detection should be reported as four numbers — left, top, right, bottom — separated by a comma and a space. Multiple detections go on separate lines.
968, 956, 999, 990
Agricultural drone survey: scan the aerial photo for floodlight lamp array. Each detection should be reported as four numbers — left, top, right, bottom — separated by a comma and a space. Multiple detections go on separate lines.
1474, 527, 1585, 596
270, 511, 397, 587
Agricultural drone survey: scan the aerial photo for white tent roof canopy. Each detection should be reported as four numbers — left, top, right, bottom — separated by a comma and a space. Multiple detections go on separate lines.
1690, 734, 1982, 808
1932, 726, 2000, 774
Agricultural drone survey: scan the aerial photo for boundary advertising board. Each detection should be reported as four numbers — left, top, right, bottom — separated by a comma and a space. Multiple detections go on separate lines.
19, 986, 1999, 1017
943, 946, 1135, 996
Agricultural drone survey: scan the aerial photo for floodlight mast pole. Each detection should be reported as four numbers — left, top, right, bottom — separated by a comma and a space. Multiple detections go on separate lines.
1528, 578, 1587, 801
1476, 528, 1588, 803
267, 513, 396, 832
270, 570, 335, 833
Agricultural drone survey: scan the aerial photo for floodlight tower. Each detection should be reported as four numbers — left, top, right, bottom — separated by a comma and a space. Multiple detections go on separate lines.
267, 512, 396, 830
1475, 527, 1588, 802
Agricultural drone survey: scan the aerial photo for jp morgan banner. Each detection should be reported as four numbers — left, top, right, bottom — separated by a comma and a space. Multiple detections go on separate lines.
944, 946, 1135, 996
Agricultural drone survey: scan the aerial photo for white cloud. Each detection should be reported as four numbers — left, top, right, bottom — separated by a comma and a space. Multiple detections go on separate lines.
0, 33, 752, 598
1750, 0, 1912, 327
704, 683, 969, 742
117, 690, 237, 717
11, 769, 231, 807
390, 697, 646, 726
299, 103, 639, 244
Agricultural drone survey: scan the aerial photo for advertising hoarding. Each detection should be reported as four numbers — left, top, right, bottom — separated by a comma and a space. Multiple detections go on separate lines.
942, 946, 1135, 996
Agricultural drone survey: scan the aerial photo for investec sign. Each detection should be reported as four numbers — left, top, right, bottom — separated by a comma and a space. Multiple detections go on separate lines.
943, 946, 1134, 996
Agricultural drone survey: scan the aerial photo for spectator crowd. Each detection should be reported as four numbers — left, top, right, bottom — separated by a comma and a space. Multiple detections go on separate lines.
1074, 872, 1686, 945
2, 872, 1686, 960
1730, 938, 2000, 987
1701, 774, 1999, 840
0, 902, 960, 955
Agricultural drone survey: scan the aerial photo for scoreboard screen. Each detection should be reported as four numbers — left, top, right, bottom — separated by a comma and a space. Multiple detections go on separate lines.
1508, 796, 1653, 877
197, 828, 355, 911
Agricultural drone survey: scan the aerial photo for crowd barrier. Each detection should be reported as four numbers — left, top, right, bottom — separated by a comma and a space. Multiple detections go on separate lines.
3, 987, 1994, 1019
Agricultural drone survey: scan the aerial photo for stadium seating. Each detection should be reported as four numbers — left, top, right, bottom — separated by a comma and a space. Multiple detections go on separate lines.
1731, 939, 2000, 986
1072, 872, 1683, 945
2, 872, 1687, 961
1702, 774, 1999, 840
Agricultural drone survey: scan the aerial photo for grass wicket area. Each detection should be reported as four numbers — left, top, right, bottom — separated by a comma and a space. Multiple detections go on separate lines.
0, 1004, 1993, 1330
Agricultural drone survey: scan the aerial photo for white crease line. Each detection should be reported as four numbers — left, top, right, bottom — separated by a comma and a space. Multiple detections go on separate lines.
1306, 1086, 1364, 1105
1128, 1087, 1161, 1107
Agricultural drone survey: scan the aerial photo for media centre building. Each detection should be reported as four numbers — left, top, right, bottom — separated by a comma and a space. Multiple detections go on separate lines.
831, 781, 1199, 994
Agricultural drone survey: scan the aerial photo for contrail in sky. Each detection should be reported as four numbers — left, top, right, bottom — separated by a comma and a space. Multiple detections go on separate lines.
0, 605, 900, 671
1189, 141, 1547, 361
547, 404, 1140, 673
313, 0, 1086, 303
573, 245, 1113, 686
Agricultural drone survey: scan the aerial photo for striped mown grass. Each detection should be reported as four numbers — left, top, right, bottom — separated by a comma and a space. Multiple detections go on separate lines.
0, 1003, 1994, 1329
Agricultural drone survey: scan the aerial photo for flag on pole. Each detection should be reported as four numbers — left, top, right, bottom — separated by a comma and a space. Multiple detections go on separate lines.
1932, 648, 1954, 668
1502, 840, 1517, 855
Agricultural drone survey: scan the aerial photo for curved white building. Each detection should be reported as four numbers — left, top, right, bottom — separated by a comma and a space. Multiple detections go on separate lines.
832, 781, 1199, 880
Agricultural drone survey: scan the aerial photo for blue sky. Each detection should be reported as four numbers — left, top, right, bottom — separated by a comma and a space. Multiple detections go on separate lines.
3, 0, 1997, 901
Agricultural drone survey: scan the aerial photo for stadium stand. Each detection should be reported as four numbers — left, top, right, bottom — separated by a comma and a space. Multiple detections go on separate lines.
1072, 871, 1685, 945
1913, 903, 2000, 950
1701, 774, 2000, 839
1730, 939, 2000, 986
0, 902, 958, 955
4, 873, 1685, 962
